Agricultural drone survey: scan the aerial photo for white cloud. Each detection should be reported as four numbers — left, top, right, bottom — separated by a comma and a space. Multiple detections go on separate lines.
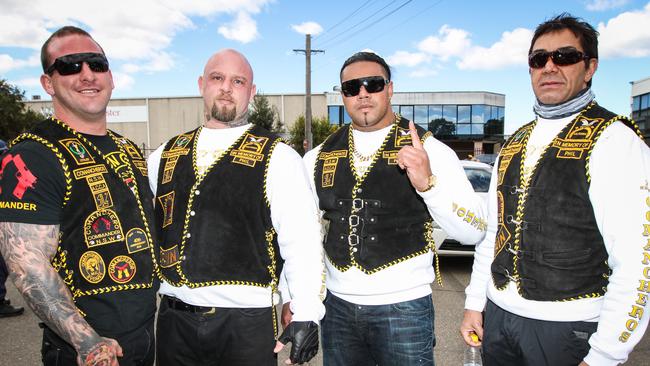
291, 22, 323, 35
457, 28, 533, 70
417, 25, 472, 61
0, 53, 40, 73
218, 11, 259, 43
0, 0, 273, 80
598, 3, 650, 57
386, 51, 430, 67
11, 77, 41, 88
586, 0, 629, 11
112, 72, 135, 91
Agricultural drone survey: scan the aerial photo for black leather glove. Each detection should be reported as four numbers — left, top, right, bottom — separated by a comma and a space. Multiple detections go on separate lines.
277, 321, 319, 364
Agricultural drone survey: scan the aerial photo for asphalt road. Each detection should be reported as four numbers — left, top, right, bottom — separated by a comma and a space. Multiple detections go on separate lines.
1, 257, 648, 365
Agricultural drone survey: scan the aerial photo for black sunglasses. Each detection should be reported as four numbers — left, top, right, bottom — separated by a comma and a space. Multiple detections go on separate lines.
341, 76, 389, 97
45, 52, 109, 76
528, 47, 590, 69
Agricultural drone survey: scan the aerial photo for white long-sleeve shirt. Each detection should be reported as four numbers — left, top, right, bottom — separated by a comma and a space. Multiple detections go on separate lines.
464, 113, 650, 365
148, 124, 325, 323
303, 123, 486, 305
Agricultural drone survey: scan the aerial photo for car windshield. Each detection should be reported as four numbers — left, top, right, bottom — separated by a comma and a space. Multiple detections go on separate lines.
465, 168, 491, 192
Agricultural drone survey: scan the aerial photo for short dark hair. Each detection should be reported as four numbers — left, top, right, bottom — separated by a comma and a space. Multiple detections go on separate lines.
340, 52, 391, 82
529, 13, 599, 61
40, 26, 104, 72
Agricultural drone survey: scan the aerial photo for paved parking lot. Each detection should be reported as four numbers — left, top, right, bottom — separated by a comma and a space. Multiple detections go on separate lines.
1, 257, 648, 365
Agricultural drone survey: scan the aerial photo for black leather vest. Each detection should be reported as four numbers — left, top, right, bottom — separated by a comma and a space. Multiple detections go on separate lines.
155, 126, 282, 289
492, 103, 642, 301
15, 118, 157, 302
315, 116, 434, 273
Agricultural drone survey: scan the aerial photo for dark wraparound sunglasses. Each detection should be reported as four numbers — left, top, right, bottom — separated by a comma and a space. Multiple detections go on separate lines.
45, 52, 109, 76
528, 47, 590, 69
341, 76, 389, 97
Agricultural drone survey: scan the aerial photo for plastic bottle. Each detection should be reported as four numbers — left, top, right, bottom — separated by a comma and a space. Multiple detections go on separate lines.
463, 333, 482, 366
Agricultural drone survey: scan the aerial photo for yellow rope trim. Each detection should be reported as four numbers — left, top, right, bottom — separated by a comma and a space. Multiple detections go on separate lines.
73, 281, 154, 298
263, 139, 282, 208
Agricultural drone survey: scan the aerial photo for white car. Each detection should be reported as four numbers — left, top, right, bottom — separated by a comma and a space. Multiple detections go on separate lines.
434, 160, 492, 256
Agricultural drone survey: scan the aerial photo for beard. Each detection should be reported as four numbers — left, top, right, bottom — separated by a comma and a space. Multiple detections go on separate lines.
210, 103, 237, 122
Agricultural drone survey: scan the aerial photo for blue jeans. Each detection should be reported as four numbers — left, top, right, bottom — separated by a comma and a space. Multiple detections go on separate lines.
322, 292, 435, 366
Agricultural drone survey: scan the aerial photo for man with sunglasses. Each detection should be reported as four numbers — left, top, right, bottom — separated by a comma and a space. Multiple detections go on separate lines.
0, 26, 158, 365
147, 48, 324, 365
461, 14, 650, 366
295, 51, 485, 365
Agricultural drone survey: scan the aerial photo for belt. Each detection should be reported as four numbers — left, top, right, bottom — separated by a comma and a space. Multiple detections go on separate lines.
164, 295, 217, 314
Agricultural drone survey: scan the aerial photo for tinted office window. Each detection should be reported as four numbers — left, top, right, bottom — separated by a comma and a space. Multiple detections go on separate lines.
458, 105, 471, 123
443, 105, 457, 124
414, 105, 428, 125
472, 105, 485, 124
429, 105, 442, 121
400, 105, 414, 121
633, 96, 641, 112
457, 124, 471, 135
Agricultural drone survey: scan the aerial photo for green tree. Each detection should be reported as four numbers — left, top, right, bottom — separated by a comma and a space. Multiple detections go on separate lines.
0, 79, 44, 142
249, 94, 282, 132
288, 115, 338, 155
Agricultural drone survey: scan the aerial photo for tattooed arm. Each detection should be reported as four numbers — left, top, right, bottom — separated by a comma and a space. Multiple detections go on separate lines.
0, 222, 122, 366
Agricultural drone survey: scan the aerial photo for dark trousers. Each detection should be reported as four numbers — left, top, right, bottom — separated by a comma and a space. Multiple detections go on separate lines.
41, 319, 155, 366
0, 253, 8, 300
156, 296, 277, 366
483, 300, 597, 366
321, 292, 435, 366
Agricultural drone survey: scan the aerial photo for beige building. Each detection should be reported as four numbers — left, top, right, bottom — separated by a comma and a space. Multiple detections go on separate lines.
25, 90, 504, 158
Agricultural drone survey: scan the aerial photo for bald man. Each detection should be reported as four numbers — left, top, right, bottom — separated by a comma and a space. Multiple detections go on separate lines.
147, 49, 324, 365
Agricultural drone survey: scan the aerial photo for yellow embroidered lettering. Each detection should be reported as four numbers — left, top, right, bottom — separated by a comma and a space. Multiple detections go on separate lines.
464, 211, 474, 223
619, 331, 631, 343
628, 305, 644, 319
638, 279, 650, 293
636, 293, 648, 306
626, 319, 638, 331
643, 252, 650, 265
457, 208, 466, 217
644, 267, 650, 279
643, 224, 650, 236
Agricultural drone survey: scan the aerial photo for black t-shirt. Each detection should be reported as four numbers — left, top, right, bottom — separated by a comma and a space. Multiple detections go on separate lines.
0, 134, 156, 338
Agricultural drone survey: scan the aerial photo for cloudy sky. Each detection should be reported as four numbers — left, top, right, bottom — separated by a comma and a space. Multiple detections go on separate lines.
1, 0, 649, 133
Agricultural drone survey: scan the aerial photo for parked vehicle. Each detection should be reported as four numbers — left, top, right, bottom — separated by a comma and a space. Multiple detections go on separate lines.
434, 160, 492, 256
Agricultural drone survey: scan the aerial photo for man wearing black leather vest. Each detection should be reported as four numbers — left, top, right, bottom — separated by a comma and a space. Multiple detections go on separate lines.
0, 26, 158, 365
148, 49, 324, 365
296, 52, 486, 365
461, 14, 650, 366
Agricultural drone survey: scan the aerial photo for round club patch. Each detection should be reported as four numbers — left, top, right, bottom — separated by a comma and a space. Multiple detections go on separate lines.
108, 255, 136, 284
79, 251, 106, 284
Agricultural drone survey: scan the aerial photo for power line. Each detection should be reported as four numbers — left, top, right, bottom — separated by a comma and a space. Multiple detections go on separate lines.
314, 0, 374, 40
315, 0, 399, 49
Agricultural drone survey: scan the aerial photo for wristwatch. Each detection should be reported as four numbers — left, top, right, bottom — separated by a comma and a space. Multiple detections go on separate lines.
419, 174, 437, 193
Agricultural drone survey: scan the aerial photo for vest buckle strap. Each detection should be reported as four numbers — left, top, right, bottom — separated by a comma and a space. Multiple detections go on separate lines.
506, 245, 521, 258
509, 185, 526, 195
352, 198, 364, 212
349, 215, 360, 227
348, 234, 359, 246
506, 215, 522, 226
503, 268, 518, 282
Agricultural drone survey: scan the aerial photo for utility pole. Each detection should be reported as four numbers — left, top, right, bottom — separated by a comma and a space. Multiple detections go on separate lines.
294, 34, 323, 152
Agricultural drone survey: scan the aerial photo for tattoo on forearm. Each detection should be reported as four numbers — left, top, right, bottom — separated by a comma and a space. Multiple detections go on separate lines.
0, 222, 104, 359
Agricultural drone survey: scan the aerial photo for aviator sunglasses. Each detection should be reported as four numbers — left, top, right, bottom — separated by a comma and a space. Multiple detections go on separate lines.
45, 52, 110, 76
341, 76, 390, 97
528, 47, 590, 69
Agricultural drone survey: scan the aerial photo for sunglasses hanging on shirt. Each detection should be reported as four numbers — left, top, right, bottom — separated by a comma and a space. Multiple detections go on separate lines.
528, 47, 590, 69
45, 52, 110, 76
341, 76, 390, 97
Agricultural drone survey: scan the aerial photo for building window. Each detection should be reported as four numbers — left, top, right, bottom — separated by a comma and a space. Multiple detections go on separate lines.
400, 105, 414, 121
414, 105, 428, 128
443, 105, 457, 124
642, 94, 650, 110
633, 96, 641, 112
328, 106, 340, 125
458, 105, 471, 123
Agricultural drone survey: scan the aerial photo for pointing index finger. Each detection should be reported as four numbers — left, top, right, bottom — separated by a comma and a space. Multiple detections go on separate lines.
409, 121, 423, 150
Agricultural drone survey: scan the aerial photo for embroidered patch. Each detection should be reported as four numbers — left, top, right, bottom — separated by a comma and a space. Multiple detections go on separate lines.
494, 191, 510, 256
159, 245, 180, 268
319, 150, 347, 188
59, 138, 95, 165
172, 134, 194, 150
73, 164, 108, 180
230, 133, 269, 167
123, 142, 142, 159
125, 228, 150, 253
108, 255, 136, 284
157, 191, 175, 228
0, 153, 38, 199
382, 151, 398, 165
79, 251, 106, 284
84, 209, 124, 247
394, 126, 412, 147
86, 174, 114, 209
